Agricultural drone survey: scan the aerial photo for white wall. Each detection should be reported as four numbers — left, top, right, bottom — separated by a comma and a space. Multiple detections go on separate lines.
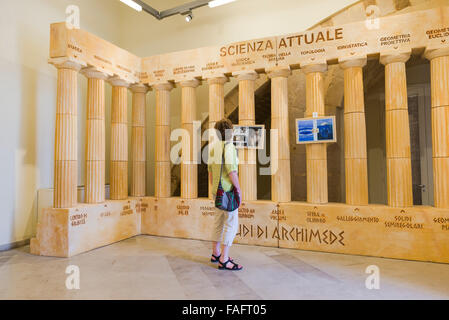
0, 0, 359, 248
0, 0, 125, 247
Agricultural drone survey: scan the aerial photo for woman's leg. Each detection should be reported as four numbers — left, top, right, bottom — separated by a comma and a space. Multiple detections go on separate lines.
219, 208, 239, 263
212, 241, 221, 257
211, 208, 225, 257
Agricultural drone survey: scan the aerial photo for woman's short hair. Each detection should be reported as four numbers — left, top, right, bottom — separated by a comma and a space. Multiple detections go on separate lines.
214, 118, 233, 141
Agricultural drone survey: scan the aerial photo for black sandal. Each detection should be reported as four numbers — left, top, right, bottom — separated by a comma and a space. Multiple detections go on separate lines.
211, 254, 233, 263
218, 259, 243, 271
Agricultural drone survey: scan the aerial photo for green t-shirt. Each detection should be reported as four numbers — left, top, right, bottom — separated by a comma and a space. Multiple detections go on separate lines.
208, 141, 239, 195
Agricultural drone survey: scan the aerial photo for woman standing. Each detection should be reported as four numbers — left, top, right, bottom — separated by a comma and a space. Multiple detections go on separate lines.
208, 119, 243, 271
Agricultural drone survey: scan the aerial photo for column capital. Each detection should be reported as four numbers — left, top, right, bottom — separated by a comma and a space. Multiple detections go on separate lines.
80, 67, 109, 80
424, 46, 449, 61
266, 67, 291, 79
153, 82, 174, 91
49, 57, 86, 71
232, 70, 259, 81
380, 51, 411, 65
108, 76, 131, 88
339, 56, 367, 69
130, 83, 151, 93
206, 75, 229, 85
178, 79, 201, 88
301, 63, 327, 74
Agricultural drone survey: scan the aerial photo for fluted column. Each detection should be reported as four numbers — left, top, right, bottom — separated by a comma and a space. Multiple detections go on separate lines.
302, 63, 328, 204
81, 67, 107, 204
130, 84, 149, 197
424, 47, 449, 208
180, 79, 200, 199
233, 71, 259, 201
267, 67, 291, 203
380, 52, 413, 207
109, 77, 129, 200
154, 83, 174, 198
207, 75, 229, 199
339, 57, 369, 205
51, 59, 83, 208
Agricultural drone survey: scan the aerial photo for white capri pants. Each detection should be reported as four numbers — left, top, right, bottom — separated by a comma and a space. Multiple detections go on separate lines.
212, 206, 239, 247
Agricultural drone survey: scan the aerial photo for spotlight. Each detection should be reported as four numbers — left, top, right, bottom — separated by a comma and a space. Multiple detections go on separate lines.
185, 12, 193, 22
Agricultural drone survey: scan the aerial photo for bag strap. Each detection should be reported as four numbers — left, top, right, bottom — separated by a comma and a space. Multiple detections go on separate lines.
217, 142, 228, 190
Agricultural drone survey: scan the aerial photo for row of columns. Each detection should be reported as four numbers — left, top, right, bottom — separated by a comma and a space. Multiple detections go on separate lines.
52, 47, 449, 209
52, 60, 148, 208
263, 50, 447, 208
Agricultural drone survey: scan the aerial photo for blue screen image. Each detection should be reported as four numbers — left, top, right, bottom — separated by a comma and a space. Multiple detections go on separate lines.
316, 119, 333, 141
298, 119, 314, 142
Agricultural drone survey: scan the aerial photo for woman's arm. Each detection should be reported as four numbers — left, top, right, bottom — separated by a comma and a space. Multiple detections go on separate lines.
228, 171, 241, 195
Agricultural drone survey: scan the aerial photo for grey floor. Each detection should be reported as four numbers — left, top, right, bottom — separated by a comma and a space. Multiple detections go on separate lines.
1, 235, 449, 300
